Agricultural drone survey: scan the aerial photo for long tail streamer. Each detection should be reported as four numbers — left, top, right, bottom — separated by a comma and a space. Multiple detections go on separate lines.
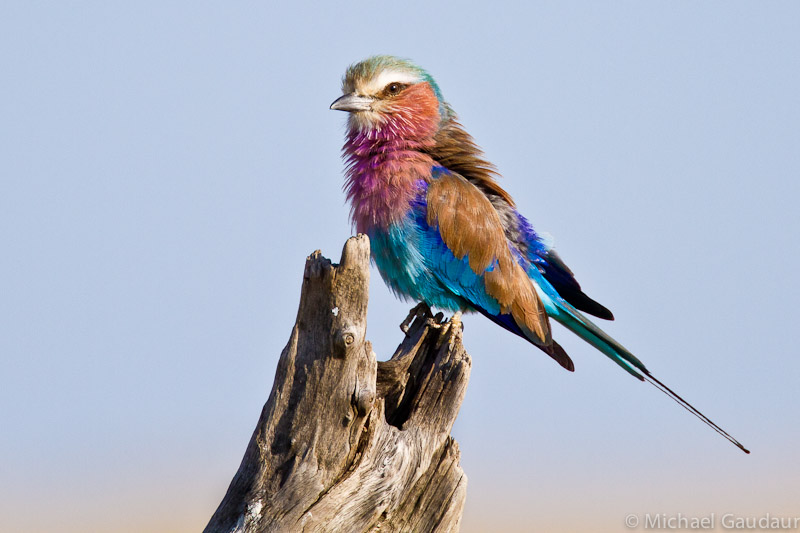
643, 370, 750, 454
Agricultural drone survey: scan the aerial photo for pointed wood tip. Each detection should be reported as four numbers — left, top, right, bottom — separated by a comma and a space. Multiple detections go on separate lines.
339, 233, 371, 269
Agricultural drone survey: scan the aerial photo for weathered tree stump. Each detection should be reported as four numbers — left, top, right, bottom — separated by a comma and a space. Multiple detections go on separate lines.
204, 235, 470, 533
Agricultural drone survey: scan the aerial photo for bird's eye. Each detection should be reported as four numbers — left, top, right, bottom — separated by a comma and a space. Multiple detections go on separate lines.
386, 83, 404, 95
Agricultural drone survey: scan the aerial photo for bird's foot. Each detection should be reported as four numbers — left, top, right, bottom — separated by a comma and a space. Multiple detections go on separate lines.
436, 311, 462, 348
400, 302, 432, 333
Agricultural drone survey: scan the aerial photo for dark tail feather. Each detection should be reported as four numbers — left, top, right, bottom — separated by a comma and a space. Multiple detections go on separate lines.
642, 370, 750, 454
544, 341, 575, 372
539, 249, 615, 320
564, 290, 615, 321
473, 305, 575, 371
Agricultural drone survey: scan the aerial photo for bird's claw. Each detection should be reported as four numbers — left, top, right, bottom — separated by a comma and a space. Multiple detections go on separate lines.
400, 302, 432, 333
436, 311, 462, 348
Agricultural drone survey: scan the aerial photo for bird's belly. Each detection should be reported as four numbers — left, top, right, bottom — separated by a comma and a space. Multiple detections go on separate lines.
368, 223, 467, 312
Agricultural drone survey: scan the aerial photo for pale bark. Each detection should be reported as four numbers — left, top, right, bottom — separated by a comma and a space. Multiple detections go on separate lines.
204, 235, 470, 533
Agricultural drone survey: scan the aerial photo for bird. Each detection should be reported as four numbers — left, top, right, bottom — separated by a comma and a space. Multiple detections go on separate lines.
330, 55, 749, 454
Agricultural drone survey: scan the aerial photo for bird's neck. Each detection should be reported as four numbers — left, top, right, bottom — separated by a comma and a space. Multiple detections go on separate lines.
343, 119, 437, 234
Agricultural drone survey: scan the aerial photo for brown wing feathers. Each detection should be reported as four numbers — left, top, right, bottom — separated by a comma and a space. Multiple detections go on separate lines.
426, 114, 576, 370
427, 174, 551, 346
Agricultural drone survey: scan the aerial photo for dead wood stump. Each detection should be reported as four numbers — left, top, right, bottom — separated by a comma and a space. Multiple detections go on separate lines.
204, 235, 470, 533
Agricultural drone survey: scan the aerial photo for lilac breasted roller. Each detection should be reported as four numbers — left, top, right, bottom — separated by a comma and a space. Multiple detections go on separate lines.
330, 55, 748, 454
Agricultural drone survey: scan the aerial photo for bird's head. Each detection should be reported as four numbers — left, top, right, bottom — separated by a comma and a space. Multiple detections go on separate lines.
330, 56, 447, 137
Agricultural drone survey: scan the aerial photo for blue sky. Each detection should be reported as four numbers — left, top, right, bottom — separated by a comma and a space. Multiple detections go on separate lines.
1, 2, 798, 532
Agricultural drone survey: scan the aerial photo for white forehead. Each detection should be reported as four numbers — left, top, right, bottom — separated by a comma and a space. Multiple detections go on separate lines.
363, 68, 422, 94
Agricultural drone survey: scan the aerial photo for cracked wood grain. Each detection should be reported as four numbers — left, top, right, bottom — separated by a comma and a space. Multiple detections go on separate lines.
204, 235, 470, 533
